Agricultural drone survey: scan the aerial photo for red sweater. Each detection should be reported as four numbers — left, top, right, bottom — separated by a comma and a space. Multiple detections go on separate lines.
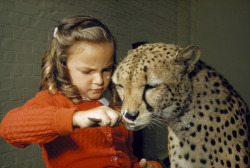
0, 90, 161, 168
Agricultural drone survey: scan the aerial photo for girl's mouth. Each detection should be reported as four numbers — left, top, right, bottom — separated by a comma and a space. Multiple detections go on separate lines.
91, 89, 103, 93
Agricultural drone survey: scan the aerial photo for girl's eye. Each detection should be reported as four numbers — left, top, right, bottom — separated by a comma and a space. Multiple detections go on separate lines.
103, 67, 112, 72
81, 70, 91, 74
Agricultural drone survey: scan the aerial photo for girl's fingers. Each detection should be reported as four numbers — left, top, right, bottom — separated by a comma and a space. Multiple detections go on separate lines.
85, 106, 122, 128
111, 115, 122, 127
139, 158, 147, 168
88, 117, 102, 122
107, 110, 122, 127
99, 116, 111, 127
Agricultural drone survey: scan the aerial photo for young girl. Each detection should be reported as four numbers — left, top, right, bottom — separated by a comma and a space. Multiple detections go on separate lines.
0, 16, 161, 168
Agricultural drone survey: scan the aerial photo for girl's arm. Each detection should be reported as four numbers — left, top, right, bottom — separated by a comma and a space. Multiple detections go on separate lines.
0, 91, 76, 148
0, 90, 122, 148
72, 106, 122, 129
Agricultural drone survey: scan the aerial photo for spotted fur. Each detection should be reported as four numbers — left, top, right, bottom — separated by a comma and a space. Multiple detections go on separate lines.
112, 43, 250, 168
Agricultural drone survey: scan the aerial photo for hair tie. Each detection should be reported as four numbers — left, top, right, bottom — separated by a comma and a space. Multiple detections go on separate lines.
53, 27, 58, 37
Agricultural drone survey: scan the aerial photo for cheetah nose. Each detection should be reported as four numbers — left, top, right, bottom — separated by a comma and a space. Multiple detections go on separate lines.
124, 111, 139, 121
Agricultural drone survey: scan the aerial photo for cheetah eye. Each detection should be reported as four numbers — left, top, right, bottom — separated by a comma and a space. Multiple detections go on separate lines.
116, 84, 123, 89
145, 84, 160, 90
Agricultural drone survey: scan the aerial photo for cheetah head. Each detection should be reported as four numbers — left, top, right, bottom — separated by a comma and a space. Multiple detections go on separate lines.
112, 43, 201, 131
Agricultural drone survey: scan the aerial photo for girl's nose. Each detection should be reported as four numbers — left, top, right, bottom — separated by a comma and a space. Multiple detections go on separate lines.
93, 72, 104, 85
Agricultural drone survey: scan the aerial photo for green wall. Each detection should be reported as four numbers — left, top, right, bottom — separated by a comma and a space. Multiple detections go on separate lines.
190, 0, 250, 106
1, 0, 250, 167
0, 0, 176, 167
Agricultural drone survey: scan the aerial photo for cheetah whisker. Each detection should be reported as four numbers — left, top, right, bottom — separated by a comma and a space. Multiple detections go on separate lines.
147, 117, 166, 129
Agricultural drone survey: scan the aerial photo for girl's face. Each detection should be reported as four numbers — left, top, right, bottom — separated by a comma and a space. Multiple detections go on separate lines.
67, 41, 114, 100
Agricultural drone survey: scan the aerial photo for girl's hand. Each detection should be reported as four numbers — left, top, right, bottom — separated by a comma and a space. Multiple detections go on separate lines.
72, 106, 122, 129
139, 158, 160, 168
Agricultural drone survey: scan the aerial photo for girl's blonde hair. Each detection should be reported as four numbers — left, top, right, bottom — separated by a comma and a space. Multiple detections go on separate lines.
40, 15, 116, 104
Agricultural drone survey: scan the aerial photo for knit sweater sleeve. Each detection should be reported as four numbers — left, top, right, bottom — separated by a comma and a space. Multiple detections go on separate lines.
0, 91, 77, 148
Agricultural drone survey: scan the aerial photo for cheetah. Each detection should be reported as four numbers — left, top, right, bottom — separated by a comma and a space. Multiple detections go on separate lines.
112, 43, 250, 168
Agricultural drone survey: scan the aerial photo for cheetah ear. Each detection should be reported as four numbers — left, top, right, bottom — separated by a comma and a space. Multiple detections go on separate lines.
175, 46, 201, 72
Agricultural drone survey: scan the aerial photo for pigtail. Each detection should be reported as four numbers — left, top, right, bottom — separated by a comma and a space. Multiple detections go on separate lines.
40, 38, 82, 104
40, 39, 57, 93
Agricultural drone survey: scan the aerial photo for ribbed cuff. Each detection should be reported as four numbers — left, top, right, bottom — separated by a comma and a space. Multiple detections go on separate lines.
55, 107, 77, 135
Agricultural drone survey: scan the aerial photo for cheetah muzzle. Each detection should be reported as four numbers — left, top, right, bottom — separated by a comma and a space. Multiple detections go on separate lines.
112, 43, 250, 168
